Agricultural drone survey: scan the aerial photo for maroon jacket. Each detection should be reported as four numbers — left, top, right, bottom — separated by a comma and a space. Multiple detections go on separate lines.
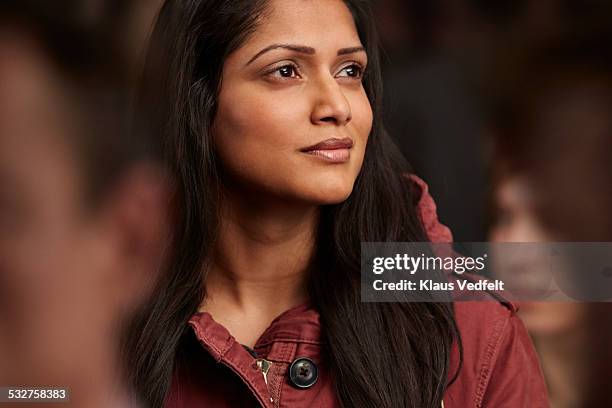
165, 176, 549, 408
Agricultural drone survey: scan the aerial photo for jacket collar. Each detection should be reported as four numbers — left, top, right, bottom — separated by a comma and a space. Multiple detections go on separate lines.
188, 301, 323, 361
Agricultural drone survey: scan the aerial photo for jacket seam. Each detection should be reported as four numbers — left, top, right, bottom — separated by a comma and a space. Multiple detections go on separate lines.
276, 342, 295, 408
190, 321, 233, 361
255, 338, 325, 348
474, 313, 510, 407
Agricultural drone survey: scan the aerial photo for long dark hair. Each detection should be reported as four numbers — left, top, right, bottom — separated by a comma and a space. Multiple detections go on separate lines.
126, 1, 461, 407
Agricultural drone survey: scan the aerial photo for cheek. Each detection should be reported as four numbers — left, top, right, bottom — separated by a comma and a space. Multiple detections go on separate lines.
213, 85, 311, 189
352, 91, 374, 140
214, 84, 372, 160
215, 84, 309, 148
350, 90, 373, 161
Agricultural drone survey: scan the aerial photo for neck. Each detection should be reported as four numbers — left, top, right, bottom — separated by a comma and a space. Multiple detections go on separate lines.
535, 326, 590, 408
201, 187, 318, 323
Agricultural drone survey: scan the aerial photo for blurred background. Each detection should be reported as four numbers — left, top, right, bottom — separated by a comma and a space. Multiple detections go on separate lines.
0, 1, 167, 407
0, 1, 611, 407
375, 1, 612, 407
375, 0, 612, 242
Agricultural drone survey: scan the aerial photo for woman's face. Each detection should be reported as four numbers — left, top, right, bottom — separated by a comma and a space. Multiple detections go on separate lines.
213, 0, 373, 204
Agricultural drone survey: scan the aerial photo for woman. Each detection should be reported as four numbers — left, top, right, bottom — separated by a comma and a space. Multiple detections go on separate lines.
488, 27, 612, 408
126, 0, 548, 407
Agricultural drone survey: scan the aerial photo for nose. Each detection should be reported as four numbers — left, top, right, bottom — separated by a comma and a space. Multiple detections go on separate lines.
310, 76, 352, 126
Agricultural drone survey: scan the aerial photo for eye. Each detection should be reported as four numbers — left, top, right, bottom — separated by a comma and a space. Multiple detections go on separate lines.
267, 63, 301, 80
337, 63, 365, 79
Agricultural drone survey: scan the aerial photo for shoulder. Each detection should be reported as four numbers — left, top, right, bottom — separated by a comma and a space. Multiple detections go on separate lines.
409, 173, 453, 243
447, 300, 549, 407
410, 173, 548, 406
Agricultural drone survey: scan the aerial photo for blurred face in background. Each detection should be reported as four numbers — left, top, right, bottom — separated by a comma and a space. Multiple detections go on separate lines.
0, 28, 169, 405
489, 175, 589, 336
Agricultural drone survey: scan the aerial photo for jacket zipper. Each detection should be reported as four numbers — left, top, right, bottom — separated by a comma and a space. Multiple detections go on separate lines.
232, 344, 275, 406
256, 358, 274, 406
256, 358, 272, 386
244, 345, 274, 402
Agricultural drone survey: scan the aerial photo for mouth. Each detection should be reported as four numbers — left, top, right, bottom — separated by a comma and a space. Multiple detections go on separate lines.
300, 137, 353, 163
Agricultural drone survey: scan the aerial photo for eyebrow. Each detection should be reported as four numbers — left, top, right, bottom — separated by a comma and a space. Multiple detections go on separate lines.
245, 44, 366, 66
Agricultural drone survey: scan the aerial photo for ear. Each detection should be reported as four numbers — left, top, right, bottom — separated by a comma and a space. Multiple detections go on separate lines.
99, 163, 173, 310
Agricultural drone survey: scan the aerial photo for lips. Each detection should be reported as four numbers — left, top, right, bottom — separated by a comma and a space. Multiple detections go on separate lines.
300, 137, 353, 163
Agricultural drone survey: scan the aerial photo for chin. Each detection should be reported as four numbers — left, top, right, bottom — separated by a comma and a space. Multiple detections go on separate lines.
300, 175, 356, 205
518, 307, 581, 336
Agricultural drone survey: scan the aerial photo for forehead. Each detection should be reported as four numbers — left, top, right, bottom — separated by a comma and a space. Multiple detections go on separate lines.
244, 0, 361, 52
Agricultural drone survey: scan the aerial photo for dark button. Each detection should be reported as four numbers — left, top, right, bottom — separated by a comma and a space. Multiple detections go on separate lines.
288, 357, 318, 389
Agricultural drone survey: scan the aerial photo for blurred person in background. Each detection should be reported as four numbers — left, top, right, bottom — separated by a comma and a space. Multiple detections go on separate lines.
0, 1, 171, 407
375, 0, 612, 242
487, 28, 612, 408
